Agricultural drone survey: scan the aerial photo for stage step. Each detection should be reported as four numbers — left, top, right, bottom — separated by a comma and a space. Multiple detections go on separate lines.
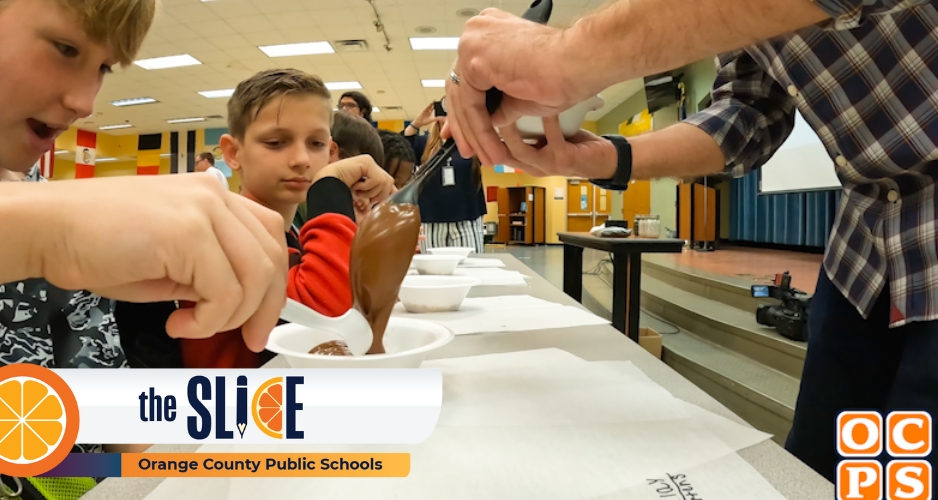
642, 254, 772, 312
580, 275, 799, 445
661, 330, 798, 445
640, 275, 807, 379
578, 250, 803, 442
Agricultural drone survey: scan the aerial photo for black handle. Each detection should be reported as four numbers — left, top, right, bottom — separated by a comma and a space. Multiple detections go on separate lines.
484, 0, 553, 116
521, 0, 553, 24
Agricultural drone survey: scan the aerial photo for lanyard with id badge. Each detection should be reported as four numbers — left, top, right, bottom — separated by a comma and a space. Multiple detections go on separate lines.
442, 157, 456, 187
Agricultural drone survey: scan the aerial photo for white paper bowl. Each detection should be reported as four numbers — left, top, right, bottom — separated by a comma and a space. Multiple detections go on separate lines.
411, 254, 462, 275
427, 247, 475, 262
398, 275, 480, 313
266, 317, 454, 368
513, 96, 605, 140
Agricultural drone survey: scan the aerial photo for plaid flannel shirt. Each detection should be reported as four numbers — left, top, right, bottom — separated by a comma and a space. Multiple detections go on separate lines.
683, 0, 938, 327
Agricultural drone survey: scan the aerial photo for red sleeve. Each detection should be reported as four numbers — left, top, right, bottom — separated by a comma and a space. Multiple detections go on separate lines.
287, 212, 356, 317
181, 207, 356, 369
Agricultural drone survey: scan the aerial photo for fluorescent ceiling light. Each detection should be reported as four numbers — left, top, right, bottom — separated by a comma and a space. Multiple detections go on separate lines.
160, 153, 172, 157
372, 107, 381, 113
325, 81, 362, 91
409, 37, 459, 50
134, 54, 202, 70
54, 150, 68, 155
198, 88, 235, 99
166, 117, 206, 124
96, 157, 117, 162
98, 124, 133, 130
109, 97, 157, 107
421, 79, 446, 88
646, 76, 674, 86
259, 41, 334, 58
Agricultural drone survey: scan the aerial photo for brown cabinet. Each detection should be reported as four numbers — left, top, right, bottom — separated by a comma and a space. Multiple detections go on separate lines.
494, 186, 545, 245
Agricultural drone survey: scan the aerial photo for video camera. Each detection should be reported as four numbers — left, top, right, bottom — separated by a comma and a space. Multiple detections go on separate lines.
750, 271, 811, 341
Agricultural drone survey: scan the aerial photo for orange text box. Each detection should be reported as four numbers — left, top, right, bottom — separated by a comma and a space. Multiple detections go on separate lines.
121, 453, 410, 478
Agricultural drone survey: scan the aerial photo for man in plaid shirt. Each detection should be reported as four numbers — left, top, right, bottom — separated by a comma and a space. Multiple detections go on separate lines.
446, 0, 938, 482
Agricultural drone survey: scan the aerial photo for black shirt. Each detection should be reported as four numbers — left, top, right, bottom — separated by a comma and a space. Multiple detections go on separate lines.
405, 133, 487, 223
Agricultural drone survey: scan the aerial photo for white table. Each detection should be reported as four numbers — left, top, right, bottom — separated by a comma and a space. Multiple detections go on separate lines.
84, 254, 832, 500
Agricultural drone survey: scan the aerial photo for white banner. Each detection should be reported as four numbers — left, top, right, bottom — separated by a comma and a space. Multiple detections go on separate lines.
75, 146, 95, 167
55, 369, 442, 445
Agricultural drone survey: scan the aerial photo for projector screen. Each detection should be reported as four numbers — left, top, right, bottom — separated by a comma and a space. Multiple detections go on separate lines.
759, 110, 842, 193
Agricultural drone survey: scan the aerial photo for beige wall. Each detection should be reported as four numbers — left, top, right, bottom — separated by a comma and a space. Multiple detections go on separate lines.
597, 91, 649, 221
481, 168, 568, 244
650, 104, 682, 232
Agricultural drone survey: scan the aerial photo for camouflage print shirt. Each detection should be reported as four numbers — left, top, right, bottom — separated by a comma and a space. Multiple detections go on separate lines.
0, 166, 127, 455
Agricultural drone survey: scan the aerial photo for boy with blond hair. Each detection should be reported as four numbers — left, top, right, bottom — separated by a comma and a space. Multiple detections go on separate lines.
118, 69, 395, 368
0, 0, 289, 364
0, 0, 290, 497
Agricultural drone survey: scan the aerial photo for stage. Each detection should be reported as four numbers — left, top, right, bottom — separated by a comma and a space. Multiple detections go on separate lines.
644, 245, 823, 294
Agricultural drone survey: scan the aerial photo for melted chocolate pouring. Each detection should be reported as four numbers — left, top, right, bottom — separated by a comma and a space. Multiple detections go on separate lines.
349, 202, 421, 354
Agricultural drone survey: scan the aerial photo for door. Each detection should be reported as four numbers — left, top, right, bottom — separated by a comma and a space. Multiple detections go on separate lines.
566, 179, 594, 233
621, 179, 651, 230
594, 186, 611, 227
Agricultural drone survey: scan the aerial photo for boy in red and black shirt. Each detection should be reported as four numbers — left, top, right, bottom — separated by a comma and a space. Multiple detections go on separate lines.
116, 69, 394, 368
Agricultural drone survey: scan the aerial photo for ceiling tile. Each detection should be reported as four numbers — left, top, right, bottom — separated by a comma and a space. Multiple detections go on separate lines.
265, 11, 316, 30
206, 0, 262, 19
225, 16, 278, 34
153, 24, 202, 42
188, 19, 239, 37
242, 30, 289, 47
87, 0, 639, 135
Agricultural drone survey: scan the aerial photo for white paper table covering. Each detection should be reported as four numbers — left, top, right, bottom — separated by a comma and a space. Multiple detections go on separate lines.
142, 350, 783, 500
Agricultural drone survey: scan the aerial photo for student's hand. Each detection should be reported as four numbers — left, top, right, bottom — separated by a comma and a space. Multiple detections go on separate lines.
30, 174, 288, 352
411, 103, 436, 129
415, 226, 426, 254
353, 197, 372, 222
316, 155, 396, 208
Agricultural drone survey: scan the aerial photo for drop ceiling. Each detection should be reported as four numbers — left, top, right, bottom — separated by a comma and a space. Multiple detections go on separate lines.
86, 0, 644, 135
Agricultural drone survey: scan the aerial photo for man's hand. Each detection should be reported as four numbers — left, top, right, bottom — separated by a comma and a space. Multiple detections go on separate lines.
316, 155, 396, 209
14, 173, 289, 352
499, 117, 618, 179
444, 8, 589, 167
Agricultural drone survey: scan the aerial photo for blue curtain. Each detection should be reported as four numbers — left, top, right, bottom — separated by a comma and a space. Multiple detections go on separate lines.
730, 171, 839, 248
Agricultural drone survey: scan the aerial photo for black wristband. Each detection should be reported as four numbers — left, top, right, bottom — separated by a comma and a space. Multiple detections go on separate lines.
589, 135, 632, 191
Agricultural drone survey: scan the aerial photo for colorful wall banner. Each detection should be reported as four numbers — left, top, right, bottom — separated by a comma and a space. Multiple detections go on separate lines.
137, 133, 162, 175
75, 129, 96, 179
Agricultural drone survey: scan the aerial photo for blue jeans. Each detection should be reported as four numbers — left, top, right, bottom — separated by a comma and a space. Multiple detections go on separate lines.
785, 269, 938, 482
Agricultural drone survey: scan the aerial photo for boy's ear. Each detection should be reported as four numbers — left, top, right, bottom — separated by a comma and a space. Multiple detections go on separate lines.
329, 140, 339, 161
219, 134, 241, 172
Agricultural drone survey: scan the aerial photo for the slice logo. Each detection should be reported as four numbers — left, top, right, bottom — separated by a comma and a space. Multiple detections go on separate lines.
252, 377, 285, 439
0, 364, 79, 476
837, 411, 934, 500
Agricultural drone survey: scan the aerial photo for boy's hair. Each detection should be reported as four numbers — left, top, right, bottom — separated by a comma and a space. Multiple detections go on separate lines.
378, 129, 415, 165
1, 0, 157, 66
227, 69, 332, 139
340, 91, 373, 122
378, 129, 416, 188
197, 152, 215, 165
332, 112, 384, 166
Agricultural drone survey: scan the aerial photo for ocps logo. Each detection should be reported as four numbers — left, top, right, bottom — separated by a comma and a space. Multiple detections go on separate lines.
836, 411, 932, 500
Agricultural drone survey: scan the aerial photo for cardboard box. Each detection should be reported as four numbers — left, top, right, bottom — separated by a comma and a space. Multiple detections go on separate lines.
639, 327, 662, 359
